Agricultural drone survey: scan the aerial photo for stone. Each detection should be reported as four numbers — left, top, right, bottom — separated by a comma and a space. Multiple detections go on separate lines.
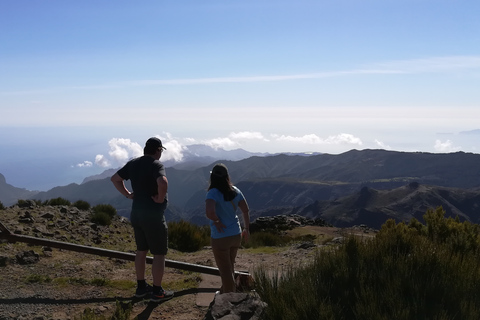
40, 212, 55, 220
0, 255, 9, 267
204, 293, 267, 320
16, 250, 40, 265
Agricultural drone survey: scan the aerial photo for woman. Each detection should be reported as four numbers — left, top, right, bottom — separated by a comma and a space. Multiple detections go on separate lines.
205, 163, 250, 294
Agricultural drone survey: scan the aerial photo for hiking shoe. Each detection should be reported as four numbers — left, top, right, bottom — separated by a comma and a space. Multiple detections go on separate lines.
135, 283, 153, 298
150, 289, 174, 303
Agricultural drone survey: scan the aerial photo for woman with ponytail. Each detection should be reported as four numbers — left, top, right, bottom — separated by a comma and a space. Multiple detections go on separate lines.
205, 163, 250, 294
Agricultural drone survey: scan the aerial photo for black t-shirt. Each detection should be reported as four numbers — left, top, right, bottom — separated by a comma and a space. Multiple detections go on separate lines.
117, 155, 167, 201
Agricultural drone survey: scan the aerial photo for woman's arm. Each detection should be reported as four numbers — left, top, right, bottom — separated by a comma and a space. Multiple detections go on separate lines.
206, 199, 225, 232
238, 199, 250, 242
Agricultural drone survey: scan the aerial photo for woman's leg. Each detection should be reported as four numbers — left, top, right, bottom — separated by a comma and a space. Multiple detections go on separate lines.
211, 234, 241, 293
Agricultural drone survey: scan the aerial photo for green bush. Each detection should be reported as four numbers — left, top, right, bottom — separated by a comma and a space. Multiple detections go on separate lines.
255, 206, 480, 320
168, 220, 210, 252
44, 197, 71, 206
16, 199, 33, 207
73, 200, 91, 211
90, 211, 112, 226
89, 204, 116, 226
92, 204, 116, 218
0, 201, 4, 210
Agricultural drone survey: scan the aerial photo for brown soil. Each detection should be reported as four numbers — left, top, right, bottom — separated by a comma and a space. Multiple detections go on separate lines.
0, 206, 372, 319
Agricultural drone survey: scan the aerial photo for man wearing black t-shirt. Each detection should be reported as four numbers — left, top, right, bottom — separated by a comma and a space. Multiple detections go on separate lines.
111, 137, 174, 302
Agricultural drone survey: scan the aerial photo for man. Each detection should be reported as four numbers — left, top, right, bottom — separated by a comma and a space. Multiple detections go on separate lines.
111, 137, 174, 302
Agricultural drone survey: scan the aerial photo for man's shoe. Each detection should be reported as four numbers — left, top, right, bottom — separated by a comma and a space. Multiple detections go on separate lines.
135, 283, 153, 298
150, 289, 174, 303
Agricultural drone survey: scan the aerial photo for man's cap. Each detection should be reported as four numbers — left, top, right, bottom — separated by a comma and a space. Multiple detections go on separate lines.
145, 137, 166, 150
211, 163, 228, 177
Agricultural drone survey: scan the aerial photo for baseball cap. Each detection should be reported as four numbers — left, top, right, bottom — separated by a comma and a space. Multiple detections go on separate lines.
145, 137, 166, 150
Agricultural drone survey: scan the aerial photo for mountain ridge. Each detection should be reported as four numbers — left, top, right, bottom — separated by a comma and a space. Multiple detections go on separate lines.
2, 149, 480, 229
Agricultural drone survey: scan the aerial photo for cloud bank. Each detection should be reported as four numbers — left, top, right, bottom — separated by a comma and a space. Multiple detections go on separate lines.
77, 131, 364, 169
76, 129, 474, 170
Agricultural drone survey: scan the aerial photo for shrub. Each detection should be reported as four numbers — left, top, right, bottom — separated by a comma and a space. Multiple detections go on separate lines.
0, 201, 4, 210
168, 220, 210, 252
255, 206, 480, 319
90, 204, 116, 226
16, 199, 35, 208
73, 200, 91, 211
92, 204, 116, 218
44, 197, 71, 206
90, 211, 112, 226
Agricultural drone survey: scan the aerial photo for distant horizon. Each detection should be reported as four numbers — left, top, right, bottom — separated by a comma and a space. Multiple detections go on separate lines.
1, 133, 480, 193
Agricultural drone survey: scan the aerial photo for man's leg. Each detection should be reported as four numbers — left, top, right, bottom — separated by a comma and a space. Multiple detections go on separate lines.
152, 254, 166, 287
134, 250, 152, 298
135, 250, 148, 280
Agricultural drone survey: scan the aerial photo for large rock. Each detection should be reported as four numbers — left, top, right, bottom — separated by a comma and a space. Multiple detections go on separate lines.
16, 250, 40, 265
250, 214, 331, 233
204, 292, 267, 320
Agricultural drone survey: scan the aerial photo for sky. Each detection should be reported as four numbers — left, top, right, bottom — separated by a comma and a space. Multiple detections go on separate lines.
1, 0, 480, 191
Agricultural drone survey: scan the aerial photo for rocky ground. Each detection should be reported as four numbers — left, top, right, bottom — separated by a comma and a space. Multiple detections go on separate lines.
0, 203, 375, 319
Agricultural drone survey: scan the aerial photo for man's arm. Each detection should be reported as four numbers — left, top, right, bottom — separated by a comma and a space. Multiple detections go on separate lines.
152, 175, 168, 203
111, 173, 133, 199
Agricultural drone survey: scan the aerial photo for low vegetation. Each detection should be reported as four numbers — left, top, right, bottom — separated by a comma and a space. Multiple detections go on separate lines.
168, 220, 210, 252
255, 206, 480, 320
90, 204, 117, 226
43, 197, 71, 206
73, 200, 91, 211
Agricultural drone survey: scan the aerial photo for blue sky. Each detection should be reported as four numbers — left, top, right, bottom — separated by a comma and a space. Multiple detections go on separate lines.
1, 1, 480, 190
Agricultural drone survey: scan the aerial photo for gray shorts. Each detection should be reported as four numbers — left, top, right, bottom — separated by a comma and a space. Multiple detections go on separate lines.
131, 212, 168, 255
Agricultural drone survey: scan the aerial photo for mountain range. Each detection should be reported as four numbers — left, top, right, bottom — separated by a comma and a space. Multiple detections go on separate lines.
1, 148, 480, 229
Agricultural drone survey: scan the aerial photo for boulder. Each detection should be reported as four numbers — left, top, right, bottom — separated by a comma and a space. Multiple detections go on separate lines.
204, 292, 267, 320
16, 250, 40, 265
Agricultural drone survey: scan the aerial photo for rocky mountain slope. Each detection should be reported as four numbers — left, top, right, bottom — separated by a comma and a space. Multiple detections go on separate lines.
2, 149, 480, 229
246, 182, 480, 229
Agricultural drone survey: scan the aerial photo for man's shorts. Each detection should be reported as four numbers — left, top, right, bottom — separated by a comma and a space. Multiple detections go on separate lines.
131, 209, 168, 255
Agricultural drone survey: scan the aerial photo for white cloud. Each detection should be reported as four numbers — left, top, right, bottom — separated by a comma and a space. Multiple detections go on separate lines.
161, 139, 187, 162
76, 161, 93, 168
108, 138, 143, 163
228, 131, 269, 141
434, 140, 461, 153
93, 134, 189, 167
95, 154, 111, 168
374, 139, 391, 150
324, 133, 363, 145
273, 133, 323, 144
272, 133, 362, 146
204, 137, 239, 150
202, 131, 270, 150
